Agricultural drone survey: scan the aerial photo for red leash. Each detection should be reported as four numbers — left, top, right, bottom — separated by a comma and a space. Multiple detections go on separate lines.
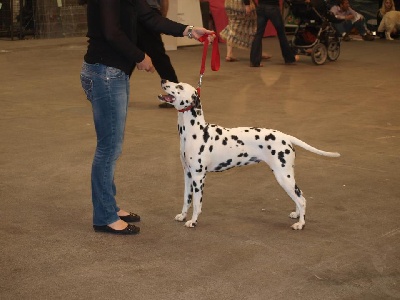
196, 33, 220, 96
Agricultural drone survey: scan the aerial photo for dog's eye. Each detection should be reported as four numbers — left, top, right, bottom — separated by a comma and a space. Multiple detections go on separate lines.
176, 85, 184, 90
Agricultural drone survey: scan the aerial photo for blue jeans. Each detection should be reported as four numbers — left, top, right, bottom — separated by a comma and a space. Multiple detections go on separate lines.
250, 4, 295, 65
80, 62, 130, 226
334, 19, 367, 36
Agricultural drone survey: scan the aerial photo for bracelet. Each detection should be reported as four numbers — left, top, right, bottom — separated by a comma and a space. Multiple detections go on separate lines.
187, 25, 194, 39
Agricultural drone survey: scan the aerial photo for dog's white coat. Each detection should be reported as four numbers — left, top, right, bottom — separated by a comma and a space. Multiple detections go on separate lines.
378, 11, 400, 40
160, 81, 340, 230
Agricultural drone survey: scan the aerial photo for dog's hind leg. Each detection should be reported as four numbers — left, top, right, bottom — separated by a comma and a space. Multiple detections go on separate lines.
386, 30, 394, 40
273, 171, 306, 230
175, 169, 193, 222
184, 174, 206, 228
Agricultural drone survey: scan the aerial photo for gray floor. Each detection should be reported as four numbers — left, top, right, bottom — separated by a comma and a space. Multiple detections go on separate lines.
1, 36, 399, 300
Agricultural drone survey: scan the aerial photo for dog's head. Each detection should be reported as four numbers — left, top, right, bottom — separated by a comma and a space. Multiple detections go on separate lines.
158, 80, 201, 112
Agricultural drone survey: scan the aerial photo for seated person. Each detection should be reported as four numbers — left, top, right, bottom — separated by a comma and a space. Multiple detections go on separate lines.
330, 0, 374, 41
377, 0, 397, 38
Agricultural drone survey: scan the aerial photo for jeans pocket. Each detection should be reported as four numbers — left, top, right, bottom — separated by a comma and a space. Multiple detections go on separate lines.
106, 66, 125, 79
80, 74, 93, 101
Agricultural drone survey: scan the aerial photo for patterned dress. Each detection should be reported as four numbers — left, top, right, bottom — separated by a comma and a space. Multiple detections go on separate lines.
220, 0, 257, 49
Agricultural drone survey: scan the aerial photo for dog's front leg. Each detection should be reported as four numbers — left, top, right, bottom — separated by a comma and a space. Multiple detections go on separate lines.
184, 174, 206, 228
175, 169, 192, 222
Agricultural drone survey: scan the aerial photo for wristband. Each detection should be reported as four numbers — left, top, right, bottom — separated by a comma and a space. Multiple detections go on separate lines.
187, 26, 194, 39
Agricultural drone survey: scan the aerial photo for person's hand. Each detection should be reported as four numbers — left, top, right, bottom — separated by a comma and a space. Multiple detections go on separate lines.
184, 26, 216, 43
136, 54, 155, 73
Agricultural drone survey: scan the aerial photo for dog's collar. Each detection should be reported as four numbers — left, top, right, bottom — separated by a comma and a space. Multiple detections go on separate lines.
178, 104, 194, 113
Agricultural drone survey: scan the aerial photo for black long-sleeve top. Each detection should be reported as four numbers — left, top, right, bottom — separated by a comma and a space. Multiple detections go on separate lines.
84, 0, 187, 76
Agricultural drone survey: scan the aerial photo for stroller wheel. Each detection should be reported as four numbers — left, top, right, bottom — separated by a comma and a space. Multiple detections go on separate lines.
311, 43, 327, 65
327, 41, 340, 61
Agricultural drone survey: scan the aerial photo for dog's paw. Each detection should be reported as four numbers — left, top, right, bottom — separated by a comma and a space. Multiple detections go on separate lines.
289, 212, 300, 219
184, 220, 197, 228
291, 221, 305, 230
175, 214, 186, 222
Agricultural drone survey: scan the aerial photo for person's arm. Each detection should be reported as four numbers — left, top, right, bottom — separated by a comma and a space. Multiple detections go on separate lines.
137, 0, 214, 40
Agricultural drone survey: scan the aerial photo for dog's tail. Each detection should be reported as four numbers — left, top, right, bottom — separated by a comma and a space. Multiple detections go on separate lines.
288, 135, 340, 158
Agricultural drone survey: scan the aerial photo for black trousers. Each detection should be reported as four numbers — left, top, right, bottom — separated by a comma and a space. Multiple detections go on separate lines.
137, 8, 179, 83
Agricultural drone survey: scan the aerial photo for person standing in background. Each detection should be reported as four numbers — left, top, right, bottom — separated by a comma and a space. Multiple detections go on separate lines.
220, 0, 272, 62
137, 0, 179, 108
250, 0, 298, 67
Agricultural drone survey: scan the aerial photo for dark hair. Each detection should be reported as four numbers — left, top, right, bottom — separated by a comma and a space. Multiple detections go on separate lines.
79, 0, 88, 5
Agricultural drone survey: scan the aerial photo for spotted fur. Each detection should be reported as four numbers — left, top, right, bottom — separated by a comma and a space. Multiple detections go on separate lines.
159, 80, 340, 230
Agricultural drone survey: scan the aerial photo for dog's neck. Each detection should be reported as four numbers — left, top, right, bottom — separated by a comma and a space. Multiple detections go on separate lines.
178, 104, 206, 128
178, 104, 195, 113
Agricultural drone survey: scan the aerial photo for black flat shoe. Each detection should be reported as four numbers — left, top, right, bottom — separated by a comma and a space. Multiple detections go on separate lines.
93, 224, 140, 235
119, 212, 140, 223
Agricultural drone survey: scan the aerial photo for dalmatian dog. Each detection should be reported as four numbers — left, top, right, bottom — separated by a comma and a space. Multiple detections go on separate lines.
159, 80, 340, 230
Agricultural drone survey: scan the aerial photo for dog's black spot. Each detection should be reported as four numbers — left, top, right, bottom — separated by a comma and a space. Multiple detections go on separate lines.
295, 185, 302, 197
194, 188, 200, 193
265, 134, 276, 141
249, 157, 261, 163
251, 127, 261, 132
222, 137, 228, 146
287, 175, 291, 178
198, 159, 202, 163
285, 149, 290, 154
281, 164, 285, 168
231, 135, 238, 140
190, 119, 195, 126
282, 140, 286, 145
271, 150, 276, 155
193, 181, 197, 187
180, 101, 185, 105
198, 145, 205, 155
209, 145, 213, 152
187, 172, 192, 178
267, 145, 271, 150
193, 134, 197, 139
215, 135, 220, 141
255, 135, 260, 140
187, 194, 192, 204
216, 128, 223, 135
259, 145, 263, 149
196, 167, 203, 173
203, 125, 210, 143
245, 130, 249, 132
278, 151, 286, 164
214, 159, 233, 171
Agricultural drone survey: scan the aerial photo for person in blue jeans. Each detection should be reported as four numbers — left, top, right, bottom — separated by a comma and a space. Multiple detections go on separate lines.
250, 0, 298, 67
79, 0, 214, 235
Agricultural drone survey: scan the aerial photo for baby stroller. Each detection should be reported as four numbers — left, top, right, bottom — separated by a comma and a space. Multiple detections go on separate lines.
284, 0, 342, 65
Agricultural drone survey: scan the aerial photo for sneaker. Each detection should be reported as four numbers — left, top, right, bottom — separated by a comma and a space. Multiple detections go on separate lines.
158, 102, 174, 108
362, 34, 374, 41
342, 33, 351, 41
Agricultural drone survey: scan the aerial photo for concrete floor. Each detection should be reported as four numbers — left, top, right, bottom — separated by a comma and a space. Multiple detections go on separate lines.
0, 36, 399, 299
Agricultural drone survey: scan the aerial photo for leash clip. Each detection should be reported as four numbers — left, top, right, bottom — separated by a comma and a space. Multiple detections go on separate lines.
198, 74, 203, 89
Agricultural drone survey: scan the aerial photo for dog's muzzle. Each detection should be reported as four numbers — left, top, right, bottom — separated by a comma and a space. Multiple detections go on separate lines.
158, 94, 175, 103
